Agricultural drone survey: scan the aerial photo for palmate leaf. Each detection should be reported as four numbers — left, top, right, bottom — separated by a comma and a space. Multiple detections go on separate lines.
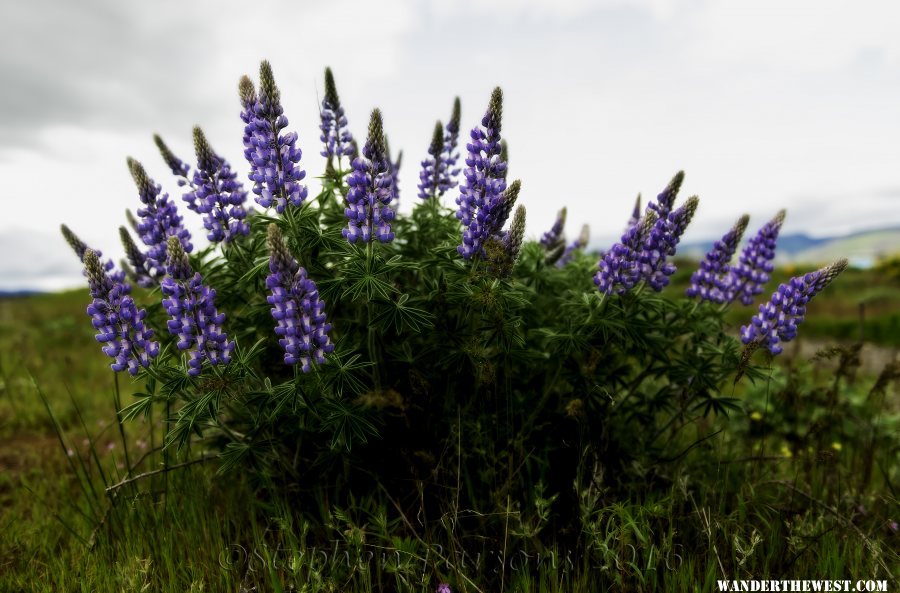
692, 393, 742, 417
318, 346, 373, 398
371, 293, 436, 333
317, 397, 379, 452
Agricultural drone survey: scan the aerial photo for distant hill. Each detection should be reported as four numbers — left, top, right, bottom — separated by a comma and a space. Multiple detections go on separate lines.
679, 226, 900, 268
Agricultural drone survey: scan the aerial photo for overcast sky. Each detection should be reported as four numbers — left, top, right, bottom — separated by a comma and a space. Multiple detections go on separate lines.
1, 0, 899, 291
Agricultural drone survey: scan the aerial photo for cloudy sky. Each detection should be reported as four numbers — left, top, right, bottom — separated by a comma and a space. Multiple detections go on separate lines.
1, 0, 899, 291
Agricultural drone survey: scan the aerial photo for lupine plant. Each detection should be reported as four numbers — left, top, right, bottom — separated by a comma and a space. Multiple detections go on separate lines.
59, 59, 850, 589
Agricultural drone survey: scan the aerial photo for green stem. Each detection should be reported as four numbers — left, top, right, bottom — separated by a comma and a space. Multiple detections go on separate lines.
366, 241, 382, 393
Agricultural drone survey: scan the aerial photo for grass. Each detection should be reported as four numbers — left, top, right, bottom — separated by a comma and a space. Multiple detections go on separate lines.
1, 272, 899, 592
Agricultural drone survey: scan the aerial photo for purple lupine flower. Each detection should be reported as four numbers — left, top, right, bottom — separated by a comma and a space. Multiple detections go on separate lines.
319, 67, 354, 162
153, 134, 191, 186
686, 215, 750, 303
557, 224, 590, 268
638, 196, 699, 291
541, 207, 567, 249
740, 259, 847, 355
160, 236, 233, 377
595, 214, 650, 295
343, 109, 396, 243
244, 61, 308, 214
60, 224, 128, 287
647, 170, 684, 221
595, 173, 692, 295
83, 250, 158, 375
456, 87, 508, 259
266, 224, 334, 371
436, 584, 452, 593
417, 120, 445, 200
626, 194, 642, 230
184, 127, 249, 243
128, 158, 193, 279
438, 98, 462, 193
385, 137, 402, 204
119, 226, 157, 288
239, 76, 259, 167
726, 210, 786, 305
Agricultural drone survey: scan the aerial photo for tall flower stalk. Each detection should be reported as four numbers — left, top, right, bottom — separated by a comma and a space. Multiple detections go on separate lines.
417, 121, 445, 200
439, 98, 462, 194
244, 60, 307, 213
186, 127, 249, 243
725, 210, 786, 305
266, 225, 334, 371
83, 250, 158, 375
456, 87, 508, 260
686, 215, 749, 303
161, 237, 233, 376
741, 259, 847, 354
319, 67, 354, 166
557, 224, 590, 268
128, 158, 193, 278
343, 109, 396, 243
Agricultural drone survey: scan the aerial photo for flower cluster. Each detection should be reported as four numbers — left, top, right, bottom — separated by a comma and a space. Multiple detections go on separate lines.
419, 99, 463, 200
639, 196, 699, 291
685, 215, 749, 303
319, 67, 354, 162
456, 88, 508, 259
84, 249, 158, 375
160, 237, 233, 376
726, 211, 786, 305
541, 207, 567, 249
417, 120, 445, 200
440, 98, 462, 192
740, 259, 847, 354
60, 224, 128, 286
243, 61, 307, 213
266, 225, 334, 371
557, 224, 590, 268
343, 109, 396, 243
595, 172, 694, 295
184, 126, 249, 243
128, 158, 193, 278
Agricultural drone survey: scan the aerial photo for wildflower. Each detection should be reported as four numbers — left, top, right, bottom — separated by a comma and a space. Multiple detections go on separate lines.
153, 133, 191, 183
417, 120, 445, 200
541, 207, 567, 250
343, 109, 396, 243
595, 172, 693, 295
266, 225, 334, 371
160, 237, 233, 376
185, 126, 249, 243
245, 60, 308, 213
319, 67, 355, 162
740, 259, 848, 355
60, 224, 128, 286
686, 215, 750, 303
889, 520, 899, 534
119, 226, 157, 288
83, 249, 158, 375
439, 97, 462, 193
595, 213, 652, 295
726, 210, 786, 305
239, 75, 259, 166
456, 87, 508, 259
626, 194, 641, 229
128, 158, 193, 278
557, 224, 590, 268
436, 584, 452, 593
638, 195, 699, 291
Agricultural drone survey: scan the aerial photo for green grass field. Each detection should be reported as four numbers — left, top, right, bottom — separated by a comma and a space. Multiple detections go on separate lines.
1, 269, 898, 592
